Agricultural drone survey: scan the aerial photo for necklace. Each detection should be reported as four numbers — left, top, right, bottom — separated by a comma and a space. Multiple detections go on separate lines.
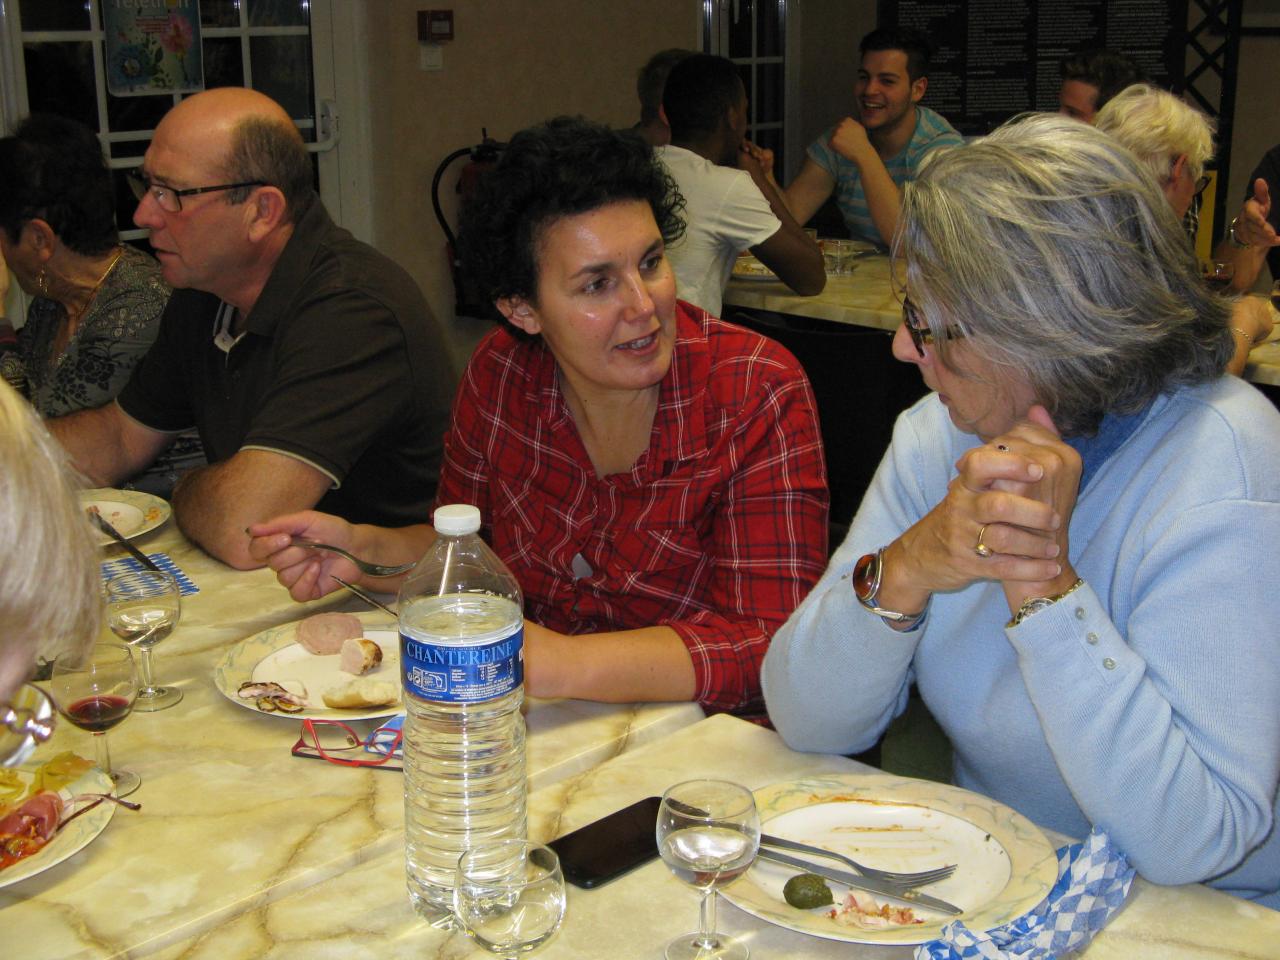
52, 246, 125, 365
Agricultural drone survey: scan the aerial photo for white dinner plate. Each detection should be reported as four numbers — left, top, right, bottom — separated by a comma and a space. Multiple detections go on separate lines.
721, 773, 1058, 945
731, 256, 779, 282
213, 610, 402, 721
0, 764, 116, 889
80, 488, 170, 546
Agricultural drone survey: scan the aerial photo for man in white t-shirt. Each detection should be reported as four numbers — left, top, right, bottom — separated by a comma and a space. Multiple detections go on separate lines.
656, 54, 824, 317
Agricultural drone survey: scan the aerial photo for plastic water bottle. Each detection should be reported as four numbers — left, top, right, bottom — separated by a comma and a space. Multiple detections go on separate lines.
397, 504, 526, 922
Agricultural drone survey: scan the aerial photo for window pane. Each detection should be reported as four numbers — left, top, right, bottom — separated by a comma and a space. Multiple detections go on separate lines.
109, 139, 151, 160
107, 94, 174, 134
248, 0, 311, 28
203, 36, 245, 88
757, 62, 784, 124
737, 63, 753, 110
113, 169, 140, 232
201, 0, 242, 28
18, 0, 91, 32
756, 0, 784, 58
24, 42, 97, 128
726, 0, 754, 60
249, 36, 313, 120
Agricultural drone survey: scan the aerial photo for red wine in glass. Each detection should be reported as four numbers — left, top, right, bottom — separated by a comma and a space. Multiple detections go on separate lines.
65, 694, 133, 734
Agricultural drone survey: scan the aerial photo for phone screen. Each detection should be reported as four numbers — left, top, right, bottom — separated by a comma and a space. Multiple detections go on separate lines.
549, 795, 663, 889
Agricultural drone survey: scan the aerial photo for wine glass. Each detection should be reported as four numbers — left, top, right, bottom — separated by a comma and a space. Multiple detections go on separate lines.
104, 570, 183, 711
1270, 279, 1280, 315
1201, 259, 1235, 294
453, 840, 566, 958
51, 642, 140, 797
657, 779, 761, 960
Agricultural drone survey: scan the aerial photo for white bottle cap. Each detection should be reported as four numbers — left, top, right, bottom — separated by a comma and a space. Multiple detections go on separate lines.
433, 504, 482, 536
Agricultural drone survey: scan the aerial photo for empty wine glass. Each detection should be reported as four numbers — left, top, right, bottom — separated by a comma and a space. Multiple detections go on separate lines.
51, 642, 140, 797
453, 840, 566, 958
105, 570, 182, 711
657, 779, 761, 960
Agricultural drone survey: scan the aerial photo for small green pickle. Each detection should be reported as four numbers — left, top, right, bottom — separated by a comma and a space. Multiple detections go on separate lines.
782, 872, 835, 909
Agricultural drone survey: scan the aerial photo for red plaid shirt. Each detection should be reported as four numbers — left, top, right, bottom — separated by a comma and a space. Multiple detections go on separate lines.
436, 303, 828, 714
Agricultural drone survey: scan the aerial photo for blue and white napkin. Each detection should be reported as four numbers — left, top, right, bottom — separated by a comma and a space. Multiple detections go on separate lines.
915, 829, 1135, 960
100, 553, 200, 596
368, 713, 405, 758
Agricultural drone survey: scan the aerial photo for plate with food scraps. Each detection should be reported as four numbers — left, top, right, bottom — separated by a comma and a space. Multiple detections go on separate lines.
721, 773, 1057, 945
0, 754, 117, 889
80, 487, 170, 547
731, 255, 780, 282
213, 609, 402, 721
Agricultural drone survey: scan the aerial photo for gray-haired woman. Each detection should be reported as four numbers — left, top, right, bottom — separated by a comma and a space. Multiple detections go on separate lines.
762, 113, 1280, 908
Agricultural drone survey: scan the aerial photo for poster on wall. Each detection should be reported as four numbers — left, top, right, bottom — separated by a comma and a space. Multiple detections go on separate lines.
880, 0, 1188, 134
104, 0, 205, 97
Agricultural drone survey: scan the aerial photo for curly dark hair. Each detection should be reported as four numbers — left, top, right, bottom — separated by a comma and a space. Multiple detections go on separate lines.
0, 114, 118, 254
458, 116, 685, 307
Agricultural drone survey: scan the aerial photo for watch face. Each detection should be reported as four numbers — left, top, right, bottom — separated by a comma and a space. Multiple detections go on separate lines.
853, 551, 877, 603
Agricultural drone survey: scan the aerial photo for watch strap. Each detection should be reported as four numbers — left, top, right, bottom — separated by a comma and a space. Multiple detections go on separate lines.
1007, 578, 1085, 628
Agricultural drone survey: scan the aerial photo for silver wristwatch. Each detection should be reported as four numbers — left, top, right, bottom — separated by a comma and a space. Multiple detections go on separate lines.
1006, 579, 1085, 628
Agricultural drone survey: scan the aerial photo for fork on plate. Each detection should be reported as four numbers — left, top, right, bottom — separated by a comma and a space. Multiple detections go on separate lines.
759, 833, 957, 887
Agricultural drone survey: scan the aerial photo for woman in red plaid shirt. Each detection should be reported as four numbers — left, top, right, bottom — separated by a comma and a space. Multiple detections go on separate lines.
251, 117, 829, 715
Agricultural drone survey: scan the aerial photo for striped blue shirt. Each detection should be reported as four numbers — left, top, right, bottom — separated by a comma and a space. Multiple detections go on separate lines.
808, 105, 962, 247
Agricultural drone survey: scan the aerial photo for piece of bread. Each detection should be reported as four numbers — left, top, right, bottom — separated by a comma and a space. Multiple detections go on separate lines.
339, 637, 383, 675
296, 611, 364, 655
322, 677, 399, 709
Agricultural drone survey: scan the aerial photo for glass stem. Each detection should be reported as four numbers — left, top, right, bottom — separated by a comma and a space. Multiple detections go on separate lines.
94, 731, 113, 777
138, 648, 158, 695
696, 889, 720, 949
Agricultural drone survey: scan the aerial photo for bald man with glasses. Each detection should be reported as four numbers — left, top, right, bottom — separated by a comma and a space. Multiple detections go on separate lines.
48, 88, 452, 569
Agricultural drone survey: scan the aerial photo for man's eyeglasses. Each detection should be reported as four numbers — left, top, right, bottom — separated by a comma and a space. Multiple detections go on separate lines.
1193, 174, 1211, 197
902, 296, 965, 358
127, 168, 266, 213
291, 718, 403, 770
2, 683, 56, 768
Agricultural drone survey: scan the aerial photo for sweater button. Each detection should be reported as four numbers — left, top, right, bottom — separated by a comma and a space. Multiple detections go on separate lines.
1086, 632, 1099, 645
1074, 607, 1086, 620
1103, 657, 1116, 670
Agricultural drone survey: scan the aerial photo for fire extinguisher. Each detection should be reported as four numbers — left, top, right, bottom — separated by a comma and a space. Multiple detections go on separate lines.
431, 129, 504, 318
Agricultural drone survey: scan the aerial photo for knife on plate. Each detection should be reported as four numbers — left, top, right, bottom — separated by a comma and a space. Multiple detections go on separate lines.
89, 510, 164, 574
331, 575, 398, 618
756, 848, 964, 916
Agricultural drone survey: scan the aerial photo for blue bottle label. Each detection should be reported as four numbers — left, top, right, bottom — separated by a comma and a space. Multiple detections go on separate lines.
400, 626, 524, 703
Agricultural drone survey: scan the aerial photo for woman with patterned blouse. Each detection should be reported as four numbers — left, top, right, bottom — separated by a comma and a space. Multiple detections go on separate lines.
0, 114, 203, 497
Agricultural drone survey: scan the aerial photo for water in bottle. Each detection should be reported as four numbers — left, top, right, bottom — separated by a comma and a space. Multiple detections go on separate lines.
398, 504, 527, 922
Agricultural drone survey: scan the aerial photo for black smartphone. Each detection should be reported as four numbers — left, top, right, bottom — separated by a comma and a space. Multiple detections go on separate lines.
549, 795, 663, 889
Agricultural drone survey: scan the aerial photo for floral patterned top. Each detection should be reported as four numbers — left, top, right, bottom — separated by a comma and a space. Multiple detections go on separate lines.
7, 245, 205, 497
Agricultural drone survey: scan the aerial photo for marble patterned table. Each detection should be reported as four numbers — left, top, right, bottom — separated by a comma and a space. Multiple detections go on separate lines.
142, 714, 1280, 960
4, 522, 703, 959
724, 256, 1280, 387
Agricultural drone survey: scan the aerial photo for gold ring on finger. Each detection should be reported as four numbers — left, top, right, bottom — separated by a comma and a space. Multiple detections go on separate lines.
974, 523, 993, 558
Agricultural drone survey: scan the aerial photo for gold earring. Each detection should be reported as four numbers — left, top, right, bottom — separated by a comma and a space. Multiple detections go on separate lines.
37, 268, 49, 296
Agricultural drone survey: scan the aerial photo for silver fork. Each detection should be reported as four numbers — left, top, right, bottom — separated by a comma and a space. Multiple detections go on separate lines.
760, 833, 957, 887
289, 537, 417, 578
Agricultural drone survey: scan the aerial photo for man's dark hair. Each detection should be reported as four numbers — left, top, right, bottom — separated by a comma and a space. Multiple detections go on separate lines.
222, 116, 313, 221
860, 27, 934, 82
638, 48, 695, 124
459, 116, 685, 307
662, 54, 744, 143
0, 113, 117, 254
1060, 48, 1144, 112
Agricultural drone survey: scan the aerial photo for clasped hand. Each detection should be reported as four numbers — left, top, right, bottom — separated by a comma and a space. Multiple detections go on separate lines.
891, 406, 1081, 607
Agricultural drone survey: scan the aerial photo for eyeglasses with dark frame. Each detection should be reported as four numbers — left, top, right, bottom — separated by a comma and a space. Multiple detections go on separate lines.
126, 168, 266, 213
902, 296, 966, 358
2, 683, 57, 767
1193, 174, 1211, 198
290, 718, 403, 770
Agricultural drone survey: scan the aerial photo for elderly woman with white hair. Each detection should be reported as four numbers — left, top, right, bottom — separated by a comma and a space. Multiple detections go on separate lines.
0, 380, 100, 763
763, 114, 1280, 908
1095, 83, 1273, 367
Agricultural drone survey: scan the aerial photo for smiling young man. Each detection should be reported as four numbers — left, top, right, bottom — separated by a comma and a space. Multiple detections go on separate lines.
46, 88, 453, 569
781, 28, 962, 248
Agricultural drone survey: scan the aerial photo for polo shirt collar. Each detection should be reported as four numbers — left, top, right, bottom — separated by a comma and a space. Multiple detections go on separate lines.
240, 191, 331, 337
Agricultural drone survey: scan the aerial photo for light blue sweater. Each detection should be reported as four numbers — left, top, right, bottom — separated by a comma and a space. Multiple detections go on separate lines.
763, 378, 1280, 909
